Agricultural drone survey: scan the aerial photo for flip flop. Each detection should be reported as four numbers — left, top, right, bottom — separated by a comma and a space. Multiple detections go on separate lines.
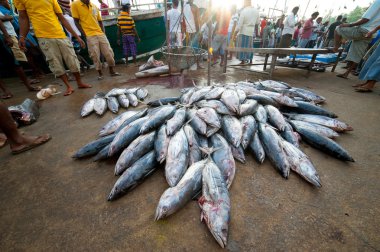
0, 94, 13, 99
355, 87, 373, 93
336, 74, 348, 79
64, 89, 74, 96
30, 79, 41, 84
11, 134, 51, 155
352, 83, 365, 87
110, 72, 121, 77
98, 76, 104, 80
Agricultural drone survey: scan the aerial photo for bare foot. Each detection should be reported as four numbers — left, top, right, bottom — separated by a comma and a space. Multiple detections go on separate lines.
64, 88, 75, 96
10, 134, 51, 154
77, 83, 92, 89
0, 93, 13, 99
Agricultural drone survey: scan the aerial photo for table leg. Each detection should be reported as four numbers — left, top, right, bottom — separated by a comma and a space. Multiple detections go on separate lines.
309, 54, 317, 72
331, 50, 342, 72
264, 54, 269, 70
223, 50, 228, 73
269, 54, 277, 78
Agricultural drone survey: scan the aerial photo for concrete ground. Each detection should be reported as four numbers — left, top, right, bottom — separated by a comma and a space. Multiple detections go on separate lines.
0, 61, 379, 251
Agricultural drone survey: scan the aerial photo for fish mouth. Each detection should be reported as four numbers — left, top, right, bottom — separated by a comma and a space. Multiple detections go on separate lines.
212, 232, 227, 248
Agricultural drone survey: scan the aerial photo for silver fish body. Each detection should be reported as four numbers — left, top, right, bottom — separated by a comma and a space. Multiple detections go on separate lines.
81, 98, 95, 117
204, 87, 225, 100
140, 105, 176, 134
136, 88, 148, 100
286, 114, 353, 132
126, 93, 139, 107
254, 105, 268, 123
184, 125, 202, 165
199, 159, 230, 248
165, 128, 190, 187
187, 109, 207, 135
240, 115, 257, 149
117, 94, 130, 108
210, 134, 236, 188
166, 108, 187, 136
290, 120, 339, 138
99, 111, 138, 137
221, 115, 242, 148
266, 105, 287, 131
249, 132, 265, 163
155, 124, 171, 163
115, 131, 156, 176
221, 89, 240, 114
196, 107, 221, 128
195, 100, 232, 115
94, 97, 107, 116
239, 99, 259, 116
155, 159, 207, 220
107, 96, 119, 114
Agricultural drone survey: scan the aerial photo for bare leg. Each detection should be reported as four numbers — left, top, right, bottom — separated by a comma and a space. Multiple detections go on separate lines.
58, 74, 75, 96
14, 66, 40, 91
72, 72, 91, 89
355, 80, 376, 91
0, 102, 50, 153
0, 79, 13, 99
337, 62, 357, 78
333, 30, 342, 52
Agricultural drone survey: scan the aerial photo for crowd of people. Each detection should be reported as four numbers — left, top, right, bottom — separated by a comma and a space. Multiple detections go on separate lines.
0, 0, 139, 98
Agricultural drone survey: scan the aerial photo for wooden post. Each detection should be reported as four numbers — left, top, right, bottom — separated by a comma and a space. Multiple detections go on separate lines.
164, 0, 171, 74
207, 0, 212, 86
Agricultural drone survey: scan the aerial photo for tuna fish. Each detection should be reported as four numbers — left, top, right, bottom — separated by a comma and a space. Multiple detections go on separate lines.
148, 97, 180, 107
188, 87, 212, 104
221, 89, 240, 114
115, 109, 148, 134
210, 134, 236, 188
180, 88, 195, 104
136, 88, 148, 100
106, 97, 119, 114
195, 100, 232, 115
254, 105, 268, 123
196, 107, 221, 129
249, 132, 265, 164
239, 99, 259, 116
282, 141, 321, 187
280, 122, 300, 147
221, 115, 242, 148
99, 111, 138, 137
140, 105, 176, 134
108, 151, 158, 201
240, 115, 257, 149
285, 114, 353, 132
199, 159, 230, 248
166, 108, 187, 136
115, 131, 156, 176
184, 125, 202, 165
258, 123, 291, 178
187, 109, 207, 135
290, 120, 339, 139
155, 124, 171, 164
126, 93, 139, 107
155, 159, 207, 220
80, 98, 95, 117
230, 145, 246, 163
72, 134, 115, 159
204, 87, 225, 100
165, 129, 190, 187
117, 94, 130, 108
285, 101, 337, 118
266, 105, 287, 131
94, 97, 107, 116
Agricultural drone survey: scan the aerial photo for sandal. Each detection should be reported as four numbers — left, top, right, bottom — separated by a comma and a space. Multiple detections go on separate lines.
64, 89, 74, 96
352, 83, 365, 88
0, 94, 13, 99
11, 134, 51, 155
30, 79, 41, 84
355, 87, 373, 93
29, 86, 42, 91
110, 72, 121, 77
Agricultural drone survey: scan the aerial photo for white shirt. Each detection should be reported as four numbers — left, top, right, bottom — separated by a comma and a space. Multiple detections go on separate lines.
167, 8, 182, 33
64, 14, 81, 39
200, 22, 216, 41
228, 13, 239, 33
282, 12, 297, 35
236, 6, 260, 37
0, 11, 17, 37
361, 0, 380, 32
183, 3, 196, 33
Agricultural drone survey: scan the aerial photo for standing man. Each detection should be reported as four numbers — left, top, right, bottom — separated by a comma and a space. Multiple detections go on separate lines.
308, 17, 322, 48
333, 0, 380, 79
14, 0, 91, 96
234, 0, 260, 64
279, 7, 299, 48
298, 12, 319, 48
71, 0, 120, 80
260, 17, 267, 38
212, 7, 231, 66
183, 0, 200, 46
324, 15, 342, 47
167, 0, 182, 46
117, 3, 140, 65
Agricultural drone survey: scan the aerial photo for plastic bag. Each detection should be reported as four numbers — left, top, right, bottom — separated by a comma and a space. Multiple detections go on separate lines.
8, 98, 40, 127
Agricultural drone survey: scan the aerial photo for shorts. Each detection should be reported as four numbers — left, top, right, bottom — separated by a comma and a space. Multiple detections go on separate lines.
122, 34, 137, 57
38, 38, 80, 76
212, 34, 227, 55
9, 36, 28, 62
336, 26, 371, 63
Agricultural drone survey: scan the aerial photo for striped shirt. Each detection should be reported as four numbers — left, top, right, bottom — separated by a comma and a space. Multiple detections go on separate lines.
118, 11, 135, 35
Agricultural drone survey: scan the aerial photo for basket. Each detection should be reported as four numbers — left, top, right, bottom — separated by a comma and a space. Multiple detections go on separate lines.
161, 46, 207, 70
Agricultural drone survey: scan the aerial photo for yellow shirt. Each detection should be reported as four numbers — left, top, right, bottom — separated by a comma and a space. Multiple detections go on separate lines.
13, 0, 66, 39
71, 1, 103, 37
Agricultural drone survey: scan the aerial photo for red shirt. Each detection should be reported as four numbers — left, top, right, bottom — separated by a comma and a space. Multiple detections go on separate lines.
100, 3, 109, 16
301, 18, 314, 39
215, 10, 231, 36
293, 28, 300, 40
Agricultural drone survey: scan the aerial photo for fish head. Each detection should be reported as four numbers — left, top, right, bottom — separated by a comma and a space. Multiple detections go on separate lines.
107, 186, 121, 201
207, 212, 229, 248
155, 189, 176, 220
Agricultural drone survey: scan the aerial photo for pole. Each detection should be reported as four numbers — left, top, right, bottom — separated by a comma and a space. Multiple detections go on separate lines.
271, 0, 279, 19
164, 0, 171, 74
303, 0, 311, 19
207, 0, 212, 86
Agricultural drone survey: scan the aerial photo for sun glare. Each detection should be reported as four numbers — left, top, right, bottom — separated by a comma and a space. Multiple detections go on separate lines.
211, 0, 242, 10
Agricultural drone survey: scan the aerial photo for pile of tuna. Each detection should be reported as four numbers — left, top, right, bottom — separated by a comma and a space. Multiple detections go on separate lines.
80, 87, 148, 117
73, 80, 354, 248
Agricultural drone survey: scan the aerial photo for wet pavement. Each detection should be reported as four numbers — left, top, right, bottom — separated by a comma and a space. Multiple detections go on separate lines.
0, 61, 379, 251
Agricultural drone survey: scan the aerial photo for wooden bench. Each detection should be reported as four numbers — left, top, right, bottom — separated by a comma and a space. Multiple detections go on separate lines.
222, 47, 343, 78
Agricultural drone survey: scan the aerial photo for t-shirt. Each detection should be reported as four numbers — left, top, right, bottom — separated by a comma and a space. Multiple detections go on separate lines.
117, 11, 135, 35
167, 8, 181, 33
13, 0, 66, 39
282, 13, 297, 35
228, 13, 239, 33
301, 18, 314, 39
0, 11, 17, 36
215, 9, 231, 36
310, 22, 321, 40
260, 19, 266, 33
293, 27, 300, 40
183, 3, 196, 33
71, 1, 103, 37
327, 21, 342, 39
361, 0, 380, 32
100, 3, 109, 16
236, 6, 260, 37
